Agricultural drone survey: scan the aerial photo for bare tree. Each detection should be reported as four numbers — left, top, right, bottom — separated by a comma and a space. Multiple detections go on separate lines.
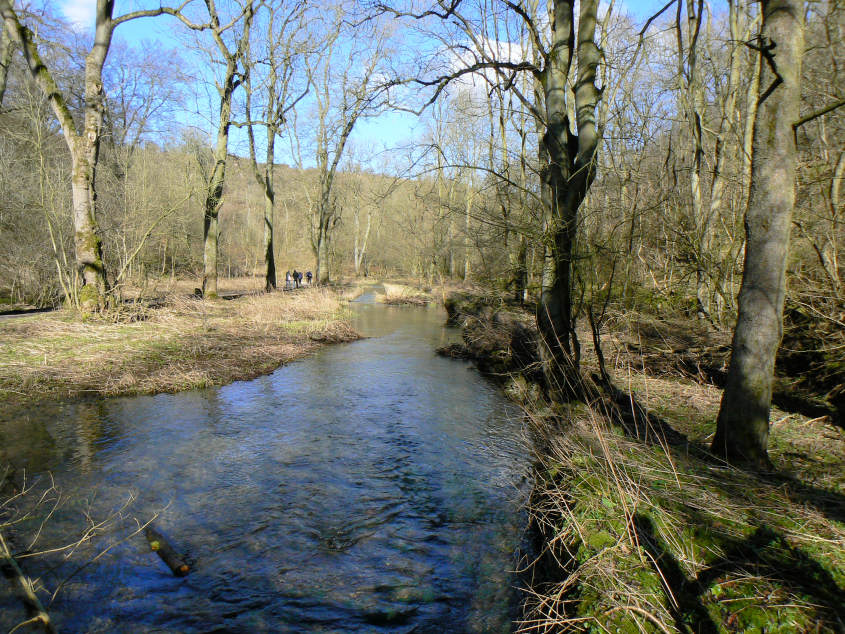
242, 0, 307, 291
712, 0, 805, 468
533, 0, 603, 398
304, 7, 391, 284
0, 0, 192, 310
182, 0, 254, 298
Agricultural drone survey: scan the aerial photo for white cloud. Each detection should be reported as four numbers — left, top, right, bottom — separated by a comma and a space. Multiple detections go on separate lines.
446, 36, 533, 104
62, 0, 95, 31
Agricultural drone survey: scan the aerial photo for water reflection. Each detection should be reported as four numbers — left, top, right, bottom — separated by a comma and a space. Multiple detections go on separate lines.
0, 299, 527, 632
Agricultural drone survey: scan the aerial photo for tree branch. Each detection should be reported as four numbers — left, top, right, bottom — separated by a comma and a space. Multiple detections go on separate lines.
793, 96, 845, 129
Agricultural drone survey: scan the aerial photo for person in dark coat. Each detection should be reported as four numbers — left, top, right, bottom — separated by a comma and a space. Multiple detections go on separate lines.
306, 271, 313, 285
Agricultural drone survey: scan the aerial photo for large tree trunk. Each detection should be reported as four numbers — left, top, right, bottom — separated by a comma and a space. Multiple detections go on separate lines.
71, 154, 108, 308
712, 0, 804, 469
202, 59, 237, 299
536, 0, 600, 400
74, 33, 112, 309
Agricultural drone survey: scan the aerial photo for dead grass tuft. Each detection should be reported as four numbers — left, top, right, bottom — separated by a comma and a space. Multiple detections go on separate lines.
0, 288, 357, 407
378, 282, 432, 305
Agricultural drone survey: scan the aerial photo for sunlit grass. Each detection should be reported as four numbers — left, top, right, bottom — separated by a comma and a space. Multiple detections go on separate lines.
0, 287, 357, 406
432, 296, 845, 632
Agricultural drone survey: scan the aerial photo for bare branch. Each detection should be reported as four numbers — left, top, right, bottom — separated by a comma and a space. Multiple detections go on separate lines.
793, 96, 845, 129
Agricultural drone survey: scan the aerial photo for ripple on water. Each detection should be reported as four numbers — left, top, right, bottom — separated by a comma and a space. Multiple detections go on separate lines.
0, 302, 528, 633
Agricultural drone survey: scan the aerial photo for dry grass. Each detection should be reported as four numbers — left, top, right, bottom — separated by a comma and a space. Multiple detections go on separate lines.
0, 288, 357, 407
519, 316, 845, 633
115, 275, 266, 300
378, 282, 432, 305
522, 397, 844, 632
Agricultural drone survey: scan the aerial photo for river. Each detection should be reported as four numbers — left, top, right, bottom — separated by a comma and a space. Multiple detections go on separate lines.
0, 291, 528, 632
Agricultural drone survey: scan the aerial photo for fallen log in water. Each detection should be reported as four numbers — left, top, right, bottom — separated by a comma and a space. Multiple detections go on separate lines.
144, 526, 190, 577
0, 531, 57, 633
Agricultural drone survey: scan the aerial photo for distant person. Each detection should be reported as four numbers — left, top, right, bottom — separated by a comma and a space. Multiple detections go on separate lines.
306, 271, 312, 285
285, 271, 292, 290
293, 269, 301, 288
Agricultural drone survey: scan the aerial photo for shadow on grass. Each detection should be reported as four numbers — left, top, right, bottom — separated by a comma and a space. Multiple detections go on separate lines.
761, 471, 845, 527
601, 377, 845, 529
597, 376, 689, 447
634, 512, 845, 632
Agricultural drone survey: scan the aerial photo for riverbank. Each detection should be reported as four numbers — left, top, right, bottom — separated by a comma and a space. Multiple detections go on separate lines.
0, 287, 358, 408
440, 292, 845, 632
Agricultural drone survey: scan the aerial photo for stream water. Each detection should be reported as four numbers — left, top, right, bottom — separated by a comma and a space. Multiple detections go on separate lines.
0, 291, 528, 633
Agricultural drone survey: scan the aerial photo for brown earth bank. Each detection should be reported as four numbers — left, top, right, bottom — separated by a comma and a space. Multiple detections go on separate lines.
439, 291, 844, 633
0, 286, 358, 409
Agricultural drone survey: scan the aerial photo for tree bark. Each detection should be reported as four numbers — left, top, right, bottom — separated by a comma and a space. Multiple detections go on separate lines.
536, 0, 601, 400
0, 22, 12, 105
316, 209, 331, 284
712, 0, 804, 469
203, 59, 235, 299
262, 135, 277, 292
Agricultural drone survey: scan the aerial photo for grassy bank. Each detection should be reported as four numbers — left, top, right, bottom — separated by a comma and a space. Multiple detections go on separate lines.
523, 396, 844, 632
439, 292, 844, 632
377, 282, 433, 306
0, 287, 358, 407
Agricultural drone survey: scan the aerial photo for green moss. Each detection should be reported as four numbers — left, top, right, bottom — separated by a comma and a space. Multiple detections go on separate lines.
586, 530, 615, 550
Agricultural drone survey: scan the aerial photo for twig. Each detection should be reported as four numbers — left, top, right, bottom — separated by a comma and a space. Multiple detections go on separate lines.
0, 530, 57, 634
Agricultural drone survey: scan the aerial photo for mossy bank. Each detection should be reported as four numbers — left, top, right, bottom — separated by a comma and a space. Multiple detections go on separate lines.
439, 291, 844, 633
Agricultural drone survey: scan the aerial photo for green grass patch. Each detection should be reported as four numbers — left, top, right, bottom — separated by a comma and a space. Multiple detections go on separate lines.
523, 404, 844, 633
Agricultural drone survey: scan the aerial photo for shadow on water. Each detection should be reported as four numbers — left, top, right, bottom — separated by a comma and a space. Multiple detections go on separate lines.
0, 299, 528, 632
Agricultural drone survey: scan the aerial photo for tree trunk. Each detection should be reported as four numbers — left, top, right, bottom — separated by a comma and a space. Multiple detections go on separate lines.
514, 234, 528, 305
353, 207, 370, 276
0, 22, 12, 105
316, 210, 330, 284
706, 0, 753, 322
463, 189, 471, 281
712, 0, 804, 469
263, 136, 276, 292
536, 0, 600, 400
202, 59, 236, 299
71, 154, 108, 309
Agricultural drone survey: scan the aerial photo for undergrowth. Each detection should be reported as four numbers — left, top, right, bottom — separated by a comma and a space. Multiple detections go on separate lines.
519, 345, 844, 633
440, 293, 844, 632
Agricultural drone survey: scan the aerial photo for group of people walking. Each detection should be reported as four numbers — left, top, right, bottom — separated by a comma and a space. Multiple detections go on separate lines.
285, 270, 312, 289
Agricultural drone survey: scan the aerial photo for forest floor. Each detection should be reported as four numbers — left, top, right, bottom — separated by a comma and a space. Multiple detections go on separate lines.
0, 280, 359, 408
440, 292, 844, 633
